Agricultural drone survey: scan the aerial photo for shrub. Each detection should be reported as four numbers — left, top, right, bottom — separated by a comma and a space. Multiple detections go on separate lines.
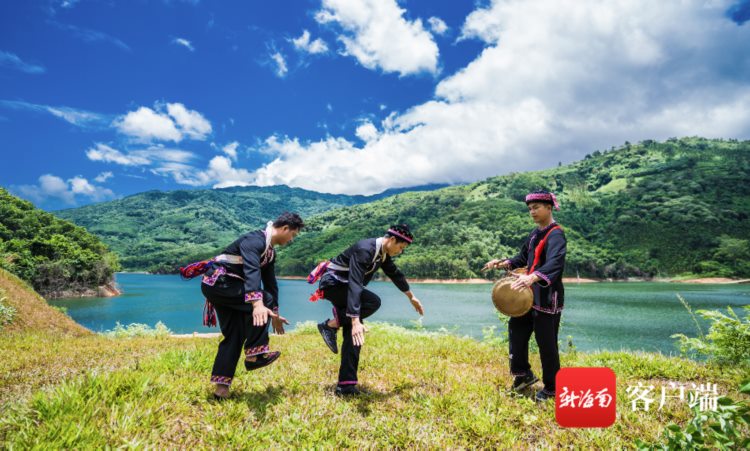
637, 381, 750, 450
672, 295, 750, 367
102, 321, 172, 338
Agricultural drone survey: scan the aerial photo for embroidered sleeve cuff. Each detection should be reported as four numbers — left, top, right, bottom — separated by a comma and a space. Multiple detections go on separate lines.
503, 259, 512, 268
533, 271, 552, 287
272, 306, 279, 314
244, 291, 263, 303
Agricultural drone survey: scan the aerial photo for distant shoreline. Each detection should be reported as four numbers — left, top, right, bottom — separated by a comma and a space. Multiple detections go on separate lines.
277, 276, 749, 285
113, 273, 748, 285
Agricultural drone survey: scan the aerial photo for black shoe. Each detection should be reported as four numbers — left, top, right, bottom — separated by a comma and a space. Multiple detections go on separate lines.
244, 351, 281, 370
511, 372, 539, 392
335, 385, 361, 397
535, 388, 555, 402
318, 320, 338, 354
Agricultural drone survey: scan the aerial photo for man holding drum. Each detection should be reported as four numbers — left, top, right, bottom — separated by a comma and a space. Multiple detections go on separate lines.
483, 189, 567, 402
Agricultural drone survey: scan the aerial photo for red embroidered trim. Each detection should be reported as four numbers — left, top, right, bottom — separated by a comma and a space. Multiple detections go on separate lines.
533, 270, 551, 286
210, 375, 232, 386
245, 291, 263, 303
245, 345, 270, 357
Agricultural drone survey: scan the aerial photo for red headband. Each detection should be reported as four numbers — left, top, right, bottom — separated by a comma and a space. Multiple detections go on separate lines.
387, 229, 413, 243
525, 192, 560, 210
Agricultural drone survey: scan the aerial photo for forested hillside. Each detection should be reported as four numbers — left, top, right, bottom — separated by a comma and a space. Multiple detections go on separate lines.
276, 138, 750, 279
0, 189, 119, 298
56, 184, 443, 272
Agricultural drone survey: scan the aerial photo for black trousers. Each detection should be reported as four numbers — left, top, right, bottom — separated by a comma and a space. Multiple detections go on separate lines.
509, 309, 561, 392
202, 278, 274, 386
322, 284, 381, 385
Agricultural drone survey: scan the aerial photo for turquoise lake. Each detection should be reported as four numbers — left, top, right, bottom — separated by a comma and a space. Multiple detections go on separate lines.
52, 273, 750, 354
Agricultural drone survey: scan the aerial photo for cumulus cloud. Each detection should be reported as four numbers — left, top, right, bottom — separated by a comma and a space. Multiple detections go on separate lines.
221, 141, 239, 160
114, 107, 182, 142
200, 156, 254, 188
172, 37, 195, 51
153, 155, 254, 188
315, 0, 439, 76
15, 174, 114, 205
235, 0, 750, 195
0, 50, 45, 74
166, 103, 212, 139
291, 30, 329, 54
113, 102, 212, 142
427, 17, 449, 35
0, 99, 110, 128
355, 121, 379, 142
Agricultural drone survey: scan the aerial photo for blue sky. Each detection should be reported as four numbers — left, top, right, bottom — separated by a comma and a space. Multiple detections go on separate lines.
1, 0, 750, 210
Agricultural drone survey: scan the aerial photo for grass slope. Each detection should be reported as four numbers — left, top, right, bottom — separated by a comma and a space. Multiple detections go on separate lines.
0, 268, 201, 409
0, 268, 87, 336
1, 323, 747, 448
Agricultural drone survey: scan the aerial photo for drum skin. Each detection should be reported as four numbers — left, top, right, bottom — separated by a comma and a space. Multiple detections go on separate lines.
492, 268, 533, 317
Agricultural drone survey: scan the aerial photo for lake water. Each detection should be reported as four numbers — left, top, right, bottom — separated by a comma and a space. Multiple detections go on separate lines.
52, 273, 750, 354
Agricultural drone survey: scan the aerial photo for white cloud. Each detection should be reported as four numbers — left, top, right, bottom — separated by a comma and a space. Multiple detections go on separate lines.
46, 106, 108, 127
202, 156, 255, 188
236, 0, 750, 195
94, 171, 114, 183
113, 103, 211, 142
69, 176, 103, 198
0, 100, 109, 127
291, 30, 329, 54
172, 37, 195, 52
270, 52, 288, 77
141, 147, 196, 163
222, 141, 239, 160
427, 17, 449, 35
17, 175, 74, 204
86, 143, 151, 166
166, 103, 212, 140
114, 107, 182, 142
315, 0, 439, 76
15, 174, 114, 205
154, 156, 254, 188
355, 121, 379, 142
0, 51, 45, 74
86, 142, 196, 166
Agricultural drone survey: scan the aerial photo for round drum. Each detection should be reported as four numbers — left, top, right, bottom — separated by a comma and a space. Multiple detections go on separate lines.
491, 268, 533, 317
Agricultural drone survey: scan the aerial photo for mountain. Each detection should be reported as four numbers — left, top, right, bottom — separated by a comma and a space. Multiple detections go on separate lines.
0, 188, 120, 298
55, 184, 444, 273
274, 137, 750, 279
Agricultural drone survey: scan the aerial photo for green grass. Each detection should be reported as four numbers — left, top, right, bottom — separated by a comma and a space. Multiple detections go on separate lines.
1, 323, 747, 448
